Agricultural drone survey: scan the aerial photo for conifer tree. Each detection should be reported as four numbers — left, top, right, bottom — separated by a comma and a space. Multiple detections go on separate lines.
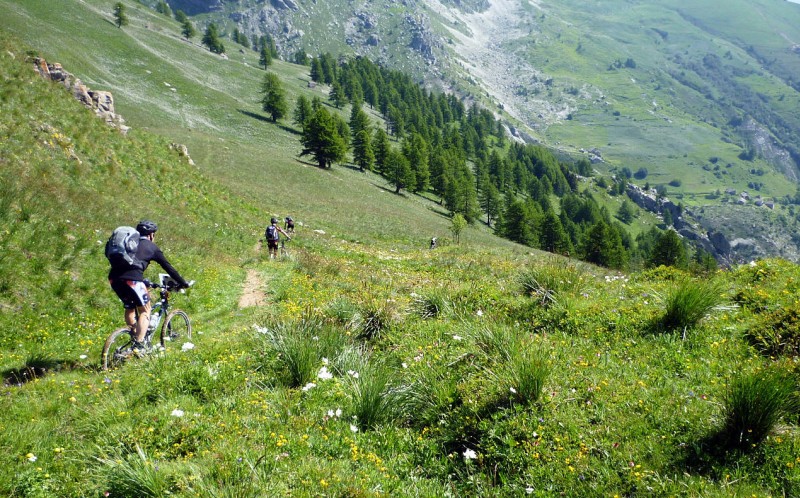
174, 10, 187, 24
259, 44, 272, 69
300, 107, 348, 168
373, 128, 390, 174
293, 95, 313, 132
329, 81, 347, 109
386, 149, 415, 194
352, 130, 375, 172
478, 176, 502, 227
261, 72, 288, 122
202, 23, 225, 54
113, 2, 128, 28
581, 220, 627, 269
155, 1, 171, 17
540, 210, 572, 255
617, 199, 636, 224
181, 19, 196, 40
648, 229, 687, 269
402, 133, 429, 193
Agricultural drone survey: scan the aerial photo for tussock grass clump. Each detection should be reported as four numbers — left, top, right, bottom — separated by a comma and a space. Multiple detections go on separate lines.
406, 367, 462, 427
470, 324, 518, 361
718, 368, 799, 450
659, 278, 725, 332
504, 348, 550, 406
356, 299, 398, 340
347, 362, 411, 430
518, 264, 582, 307
412, 289, 452, 319
324, 297, 362, 331
98, 445, 183, 497
253, 319, 348, 388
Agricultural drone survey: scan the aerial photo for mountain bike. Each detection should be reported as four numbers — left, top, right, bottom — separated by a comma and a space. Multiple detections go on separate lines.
101, 274, 194, 370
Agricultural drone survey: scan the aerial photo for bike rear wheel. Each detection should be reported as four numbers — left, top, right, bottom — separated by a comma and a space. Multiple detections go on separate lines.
102, 327, 135, 370
160, 310, 191, 348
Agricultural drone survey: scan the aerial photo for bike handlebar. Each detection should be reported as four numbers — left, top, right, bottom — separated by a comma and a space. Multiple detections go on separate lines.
143, 279, 195, 292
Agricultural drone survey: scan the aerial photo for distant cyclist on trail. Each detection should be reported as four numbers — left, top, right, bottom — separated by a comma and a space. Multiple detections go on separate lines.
265, 217, 291, 259
107, 220, 191, 352
284, 216, 295, 233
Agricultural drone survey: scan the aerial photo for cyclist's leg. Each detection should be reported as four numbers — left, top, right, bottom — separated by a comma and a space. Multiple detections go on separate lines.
124, 281, 152, 342
111, 279, 140, 330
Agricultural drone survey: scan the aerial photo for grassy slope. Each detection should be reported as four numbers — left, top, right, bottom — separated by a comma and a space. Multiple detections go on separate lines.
1, 1, 799, 496
510, 0, 800, 201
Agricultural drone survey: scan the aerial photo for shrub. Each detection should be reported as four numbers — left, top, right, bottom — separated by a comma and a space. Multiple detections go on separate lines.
718, 368, 798, 450
659, 278, 724, 332
745, 304, 800, 357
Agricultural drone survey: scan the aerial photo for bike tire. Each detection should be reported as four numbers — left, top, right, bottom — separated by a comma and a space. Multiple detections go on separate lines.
160, 310, 191, 348
102, 327, 134, 371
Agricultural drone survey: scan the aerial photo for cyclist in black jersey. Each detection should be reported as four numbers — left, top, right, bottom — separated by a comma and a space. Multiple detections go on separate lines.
108, 220, 190, 351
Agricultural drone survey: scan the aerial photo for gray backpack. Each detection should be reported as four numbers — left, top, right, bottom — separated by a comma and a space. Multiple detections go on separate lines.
105, 226, 143, 269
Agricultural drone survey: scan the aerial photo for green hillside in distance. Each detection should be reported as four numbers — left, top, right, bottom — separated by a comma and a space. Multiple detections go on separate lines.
144, 0, 800, 260
1, 2, 800, 497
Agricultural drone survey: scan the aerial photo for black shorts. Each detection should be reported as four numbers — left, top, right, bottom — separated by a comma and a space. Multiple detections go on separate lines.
110, 279, 150, 309
268, 239, 279, 250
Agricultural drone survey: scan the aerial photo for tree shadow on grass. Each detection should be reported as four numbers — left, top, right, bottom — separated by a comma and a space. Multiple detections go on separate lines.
2, 356, 82, 386
237, 110, 301, 135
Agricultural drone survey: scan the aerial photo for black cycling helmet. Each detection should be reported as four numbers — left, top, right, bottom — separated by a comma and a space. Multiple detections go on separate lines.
271, 217, 278, 224
136, 220, 158, 235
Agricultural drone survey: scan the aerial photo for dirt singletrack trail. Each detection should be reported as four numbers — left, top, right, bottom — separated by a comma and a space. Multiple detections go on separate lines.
238, 240, 267, 308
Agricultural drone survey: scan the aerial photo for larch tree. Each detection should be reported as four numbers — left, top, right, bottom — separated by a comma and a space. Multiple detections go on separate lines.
202, 23, 225, 54
300, 107, 348, 169
260, 72, 288, 123
113, 2, 128, 28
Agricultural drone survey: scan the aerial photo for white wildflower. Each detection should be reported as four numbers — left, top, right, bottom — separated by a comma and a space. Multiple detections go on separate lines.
350, 424, 359, 433
171, 409, 185, 417
347, 370, 359, 378
181, 342, 195, 351
463, 448, 477, 460
317, 366, 333, 380
26, 453, 37, 462
302, 382, 316, 392
452, 334, 463, 341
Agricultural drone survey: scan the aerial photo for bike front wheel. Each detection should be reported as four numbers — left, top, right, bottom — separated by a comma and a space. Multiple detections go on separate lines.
160, 310, 192, 348
102, 327, 134, 371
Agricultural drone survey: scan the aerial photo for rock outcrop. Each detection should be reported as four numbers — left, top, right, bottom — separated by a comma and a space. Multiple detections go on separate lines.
32, 57, 129, 134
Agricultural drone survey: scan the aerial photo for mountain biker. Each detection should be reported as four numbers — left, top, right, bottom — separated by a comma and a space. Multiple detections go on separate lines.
265, 217, 291, 259
284, 216, 295, 233
108, 220, 190, 352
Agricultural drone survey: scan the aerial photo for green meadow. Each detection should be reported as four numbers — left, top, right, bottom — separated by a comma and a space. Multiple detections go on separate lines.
1, 1, 799, 496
